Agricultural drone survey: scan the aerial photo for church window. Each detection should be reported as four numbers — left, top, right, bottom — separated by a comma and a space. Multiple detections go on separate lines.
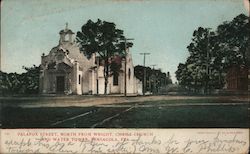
79, 75, 81, 84
128, 68, 131, 80
48, 62, 56, 69
113, 73, 119, 86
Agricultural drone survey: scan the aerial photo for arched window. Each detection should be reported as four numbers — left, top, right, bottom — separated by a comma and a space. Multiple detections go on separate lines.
128, 68, 131, 80
79, 75, 81, 84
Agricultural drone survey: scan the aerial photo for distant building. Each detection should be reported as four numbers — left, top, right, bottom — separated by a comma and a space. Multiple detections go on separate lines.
39, 25, 140, 95
226, 65, 249, 91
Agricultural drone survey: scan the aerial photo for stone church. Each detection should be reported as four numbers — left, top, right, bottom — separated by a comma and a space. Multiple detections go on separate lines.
39, 25, 140, 95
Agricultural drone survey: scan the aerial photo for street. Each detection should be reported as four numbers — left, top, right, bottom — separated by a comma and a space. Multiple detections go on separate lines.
1, 95, 249, 128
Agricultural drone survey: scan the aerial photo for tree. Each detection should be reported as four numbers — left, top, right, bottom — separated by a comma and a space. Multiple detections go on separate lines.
0, 65, 40, 95
176, 27, 225, 93
21, 65, 40, 94
134, 65, 172, 93
176, 63, 192, 89
76, 19, 133, 94
176, 27, 214, 93
176, 14, 249, 93
216, 14, 250, 67
0, 71, 12, 95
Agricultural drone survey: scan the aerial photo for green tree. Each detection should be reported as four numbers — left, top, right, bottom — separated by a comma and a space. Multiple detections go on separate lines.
177, 27, 214, 93
76, 19, 133, 94
0, 65, 40, 95
176, 63, 192, 90
176, 14, 249, 93
216, 14, 249, 67
134, 65, 171, 93
21, 65, 40, 94
0, 71, 12, 95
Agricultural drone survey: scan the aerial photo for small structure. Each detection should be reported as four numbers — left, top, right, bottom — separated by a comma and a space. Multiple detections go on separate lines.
39, 25, 140, 95
226, 65, 249, 91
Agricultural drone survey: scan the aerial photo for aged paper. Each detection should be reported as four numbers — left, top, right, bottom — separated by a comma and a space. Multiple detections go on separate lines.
1, 129, 249, 154
1, 0, 249, 154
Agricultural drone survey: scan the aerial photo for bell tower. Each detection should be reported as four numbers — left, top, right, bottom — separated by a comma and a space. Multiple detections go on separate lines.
59, 23, 75, 44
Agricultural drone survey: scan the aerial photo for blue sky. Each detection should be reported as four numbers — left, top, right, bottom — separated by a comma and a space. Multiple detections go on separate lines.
1, 0, 248, 82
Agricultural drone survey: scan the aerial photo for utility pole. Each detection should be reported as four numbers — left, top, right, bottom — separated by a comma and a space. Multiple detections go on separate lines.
150, 64, 157, 94
140, 53, 150, 95
122, 38, 134, 96
96, 56, 99, 95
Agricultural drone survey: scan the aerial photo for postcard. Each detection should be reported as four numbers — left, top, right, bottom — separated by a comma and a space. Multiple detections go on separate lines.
0, 0, 249, 153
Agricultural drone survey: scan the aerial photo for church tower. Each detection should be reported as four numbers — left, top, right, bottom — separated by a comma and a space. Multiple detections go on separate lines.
59, 23, 75, 44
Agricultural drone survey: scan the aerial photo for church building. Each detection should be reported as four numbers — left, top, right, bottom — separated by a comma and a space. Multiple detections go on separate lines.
39, 25, 140, 95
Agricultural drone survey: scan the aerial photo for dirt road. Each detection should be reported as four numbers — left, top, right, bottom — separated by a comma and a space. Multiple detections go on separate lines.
1, 95, 248, 108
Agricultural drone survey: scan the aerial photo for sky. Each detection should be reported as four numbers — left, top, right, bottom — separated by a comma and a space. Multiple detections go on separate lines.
1, 0, 249, 82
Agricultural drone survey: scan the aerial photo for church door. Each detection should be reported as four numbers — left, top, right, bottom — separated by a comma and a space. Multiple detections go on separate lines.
56, 76, 65, 93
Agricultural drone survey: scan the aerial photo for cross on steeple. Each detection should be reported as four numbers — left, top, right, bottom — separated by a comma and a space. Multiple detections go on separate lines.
65, 22, 68, 30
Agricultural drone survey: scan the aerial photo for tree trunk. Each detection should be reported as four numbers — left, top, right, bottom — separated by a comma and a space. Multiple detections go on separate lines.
104, 61, 109, 95
104, 77, 108, 94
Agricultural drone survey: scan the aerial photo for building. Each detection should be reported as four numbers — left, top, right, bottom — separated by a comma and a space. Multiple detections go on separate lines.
226, 65, 249, 91
39, 25, 140, 95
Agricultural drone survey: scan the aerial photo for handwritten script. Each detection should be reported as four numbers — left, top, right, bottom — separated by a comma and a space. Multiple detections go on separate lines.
1, 129, 249, 154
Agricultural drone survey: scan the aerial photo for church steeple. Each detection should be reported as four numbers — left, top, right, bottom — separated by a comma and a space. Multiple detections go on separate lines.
65, 22, 68, 30
59, 23, 75, 44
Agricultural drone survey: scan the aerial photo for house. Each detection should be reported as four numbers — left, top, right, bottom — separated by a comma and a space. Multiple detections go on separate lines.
39, 25, 140, 95
226, 65, 249, 91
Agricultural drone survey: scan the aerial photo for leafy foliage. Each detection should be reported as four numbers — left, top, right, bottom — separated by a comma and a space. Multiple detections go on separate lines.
134, 65, 172, 93
0, 65, 40, 95
76, 19, 133, 94
176, 14, 249, 93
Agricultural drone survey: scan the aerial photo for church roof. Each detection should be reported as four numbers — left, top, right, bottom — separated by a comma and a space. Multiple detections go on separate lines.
59, 29, 74, 34
58, 43, 93, 70
59, 23, 74, 34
